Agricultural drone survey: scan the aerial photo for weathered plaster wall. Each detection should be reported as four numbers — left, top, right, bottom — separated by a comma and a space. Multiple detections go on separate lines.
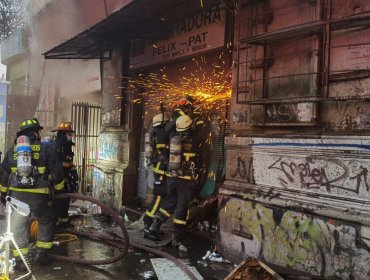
94, 47, 128, 209
219, 196, 370, 279
101, 50, 123, 127
220, 136, 370, 279
94, 129, 128, 210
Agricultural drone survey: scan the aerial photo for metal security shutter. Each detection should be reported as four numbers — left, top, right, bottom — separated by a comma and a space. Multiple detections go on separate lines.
199, 107, 229, 199
137, 152, 148, 198
137, 93, 157, 199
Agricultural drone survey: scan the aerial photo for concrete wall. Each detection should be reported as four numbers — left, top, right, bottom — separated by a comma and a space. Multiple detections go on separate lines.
220, 136, 370, 279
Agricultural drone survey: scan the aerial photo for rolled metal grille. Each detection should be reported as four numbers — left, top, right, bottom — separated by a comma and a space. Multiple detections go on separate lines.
71, 102, 101, 194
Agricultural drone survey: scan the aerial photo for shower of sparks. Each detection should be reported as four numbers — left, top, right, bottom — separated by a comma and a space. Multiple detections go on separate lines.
127, 52, 232, 121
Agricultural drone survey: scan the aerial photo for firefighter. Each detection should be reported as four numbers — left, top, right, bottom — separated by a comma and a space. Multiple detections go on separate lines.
172, 95, 205, 135
52, 122, 78, 228
0, 118, 64, 270
172, 95, 195, 120
143, 113, 175, 238
145, 115, 204, 251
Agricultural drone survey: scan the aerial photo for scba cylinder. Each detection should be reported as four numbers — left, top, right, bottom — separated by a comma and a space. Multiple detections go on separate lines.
16, 135, 33, 178
169, 134, 182, 171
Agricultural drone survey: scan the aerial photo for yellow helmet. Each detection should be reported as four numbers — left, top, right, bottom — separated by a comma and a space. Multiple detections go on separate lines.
19, 118, 43, 132
153, 113, 168, 127
52, 122, 75, 132
176, 115, 193, 132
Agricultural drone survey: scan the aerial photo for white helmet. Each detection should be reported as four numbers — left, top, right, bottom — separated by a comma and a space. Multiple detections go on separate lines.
153, 113, 168, 127
176, 115, 193, 132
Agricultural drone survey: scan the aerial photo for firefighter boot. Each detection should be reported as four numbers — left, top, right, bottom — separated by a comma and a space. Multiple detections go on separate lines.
143, 215, 153, 233
34, 248, 53, 265
144, 217, 163, 241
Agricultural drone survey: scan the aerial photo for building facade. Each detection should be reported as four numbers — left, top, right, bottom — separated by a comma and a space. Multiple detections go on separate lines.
40, 1, 370, 278
44, 0, 232, 209
220, 1, 370, 279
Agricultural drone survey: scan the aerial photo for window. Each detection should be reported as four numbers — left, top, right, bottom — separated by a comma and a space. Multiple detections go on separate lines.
236, 0, 370, 126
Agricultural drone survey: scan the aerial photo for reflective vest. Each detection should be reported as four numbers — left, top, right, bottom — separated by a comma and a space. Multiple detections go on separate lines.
1, 142, 64, 194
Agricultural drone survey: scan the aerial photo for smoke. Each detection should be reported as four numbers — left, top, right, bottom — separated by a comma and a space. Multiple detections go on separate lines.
25, 0, 103, 129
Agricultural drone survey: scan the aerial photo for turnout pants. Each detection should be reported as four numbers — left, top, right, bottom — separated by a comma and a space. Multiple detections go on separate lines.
55, 185, 70, 223
158, 177, 192, 241
10, 191, 56, 257
144, 181, 167, 227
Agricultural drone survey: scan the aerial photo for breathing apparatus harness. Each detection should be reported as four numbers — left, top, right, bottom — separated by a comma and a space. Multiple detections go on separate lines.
15, 135, 40, 188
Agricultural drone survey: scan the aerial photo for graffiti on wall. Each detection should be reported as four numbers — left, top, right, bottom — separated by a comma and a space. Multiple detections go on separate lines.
226, 150, 254, 183
219, 197, 370, 279
266, 102, 314, 123
99, 141, 119, 161
323, 97, 370, 131
98, 132, 128, 163
267, 155, 369, 194
250, 139, 370, 198
232, 108, 248, 125
223, 136, 370, 279
93, 168, 122, 210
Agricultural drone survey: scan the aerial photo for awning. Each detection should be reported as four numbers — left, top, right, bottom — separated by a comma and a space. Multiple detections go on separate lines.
43, 0, 223, 59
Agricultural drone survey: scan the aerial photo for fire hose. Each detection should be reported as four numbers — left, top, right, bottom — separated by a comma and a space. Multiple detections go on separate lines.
50, 193, 199, 280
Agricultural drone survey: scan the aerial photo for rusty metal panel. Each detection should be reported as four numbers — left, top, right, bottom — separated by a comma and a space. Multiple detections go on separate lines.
330, 28, 370, 76
331, 0, 370, 19
239, 0, 322, 40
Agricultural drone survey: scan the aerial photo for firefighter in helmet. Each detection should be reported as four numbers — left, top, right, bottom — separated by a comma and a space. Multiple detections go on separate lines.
143, 113, 175, 237
172, 95, 205, 135
0, 118, 64, 270
52, 122, 78, 228
145, 114, 204, 251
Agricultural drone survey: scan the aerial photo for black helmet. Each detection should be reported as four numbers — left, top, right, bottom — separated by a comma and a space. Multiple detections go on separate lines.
19, 118, 43, 133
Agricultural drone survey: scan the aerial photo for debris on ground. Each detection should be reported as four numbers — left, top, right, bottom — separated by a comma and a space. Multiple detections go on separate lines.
225, 258, 284, 280
151, 258, 203, 280
202, 250, 223, 262
143, 270, 156, 279
200, 248, 231, 265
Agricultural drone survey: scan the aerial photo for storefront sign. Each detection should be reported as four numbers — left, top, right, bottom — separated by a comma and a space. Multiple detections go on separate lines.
130, 4, 225, 69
